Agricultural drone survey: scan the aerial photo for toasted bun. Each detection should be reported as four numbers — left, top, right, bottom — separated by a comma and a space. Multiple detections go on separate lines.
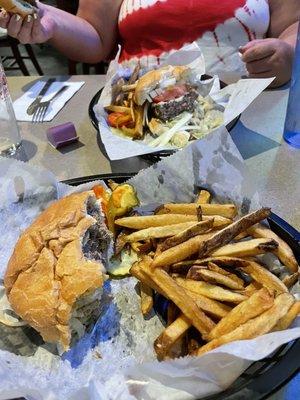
0, 0, 35, 17
134, 65, 189, 105
4, 191, 107, 351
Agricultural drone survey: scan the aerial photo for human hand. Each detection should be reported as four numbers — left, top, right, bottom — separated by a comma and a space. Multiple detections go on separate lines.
0, 2, 56, 44
240, 38, 294, 87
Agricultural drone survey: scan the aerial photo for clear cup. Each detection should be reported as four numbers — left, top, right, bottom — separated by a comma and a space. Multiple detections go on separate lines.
283, 24, 300, 149
0, 61, 22, 156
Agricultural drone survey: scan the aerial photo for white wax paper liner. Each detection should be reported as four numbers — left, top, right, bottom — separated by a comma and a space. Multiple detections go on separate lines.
0, 128, 299, 400
93, 42, 274, 160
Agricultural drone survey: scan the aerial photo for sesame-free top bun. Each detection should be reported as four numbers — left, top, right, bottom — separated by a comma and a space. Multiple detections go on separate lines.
4, 191, 111, 351
134, 65, 189, 105
0, 0, 35, 17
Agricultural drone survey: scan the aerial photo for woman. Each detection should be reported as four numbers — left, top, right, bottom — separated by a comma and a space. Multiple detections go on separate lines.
0, 0, 299, 86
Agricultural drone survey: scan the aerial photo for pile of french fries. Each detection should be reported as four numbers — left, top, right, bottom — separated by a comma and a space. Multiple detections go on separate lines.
114, 190, 300, 360
105, 65, 144, 139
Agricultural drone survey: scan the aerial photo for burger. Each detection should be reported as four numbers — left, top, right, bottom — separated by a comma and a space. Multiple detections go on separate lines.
106, 64, 224, 148
0, 0, 36, 17
134, 65, 199, 123
4, 191, 112, 352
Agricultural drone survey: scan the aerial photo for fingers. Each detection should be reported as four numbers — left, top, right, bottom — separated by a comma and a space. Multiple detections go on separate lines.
7, 13, 23, 38
31, 12, 44, 41
18, 15, 35, 44
0, 9, 10, 29
2, 12, 47, 44
248, 71, 273, 79
246, 57, 273, 75
241, 42, 276, 63
239, 39, 265, 54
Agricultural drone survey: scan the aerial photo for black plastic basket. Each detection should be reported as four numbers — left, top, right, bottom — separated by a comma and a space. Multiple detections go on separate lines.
88, 76, 240, 164
62, 173, 300, 400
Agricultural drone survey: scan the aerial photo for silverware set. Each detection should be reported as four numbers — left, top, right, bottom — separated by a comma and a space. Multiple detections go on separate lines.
27, 78, 69, 123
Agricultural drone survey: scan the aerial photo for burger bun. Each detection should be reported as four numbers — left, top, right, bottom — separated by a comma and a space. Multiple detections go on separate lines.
0, 0, 36, 17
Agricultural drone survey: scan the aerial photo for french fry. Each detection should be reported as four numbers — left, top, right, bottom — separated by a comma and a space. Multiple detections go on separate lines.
140, 282, 153, 316
152, 232, 214, 269
155, 203, 237, 219
239, 260, 288, 296
206, 288, 274, 340
115, 214, 231, 229
104, 105, 131, 113
115, 214, 199, 229
282, 273, 299, 289
197, 208, 271, 259
160, 219, 214, 251
120, 126, 140, 138
187, 290, 231, 319
194, 257, 288, 295
248, 225, 299, 273
207, 262, 244, 287
134, 105, 144, 138
273, 301, 300, 331
211, 238, 278, 258
130, 241, 151, 253
153, 209, 270, 269
154, 242, 163, 258
123, 221, 202, 242
130, 261, 168, 298
130, 99, 135, 123
128, 63, 140, 84
154, 314, 191, 360
141, 257, 216, 337
195, 293, 295, 356
115, 232, 127, 254
107, 179, 119, 191
131, 241, 141, 253
187, 268, 244, 290
196, 190, 211, 204
234, 231, 250, 241
175, 277, 248, 303
240, 281, 262, 297
167, 302, 179, 325
196, 206, 203, 221
121, 82, 138, 92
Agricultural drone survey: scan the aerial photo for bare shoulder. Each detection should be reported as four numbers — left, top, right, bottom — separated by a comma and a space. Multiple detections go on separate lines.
77, 0, 124, 58
77, 0, 123, 20
268, 0, 300, 37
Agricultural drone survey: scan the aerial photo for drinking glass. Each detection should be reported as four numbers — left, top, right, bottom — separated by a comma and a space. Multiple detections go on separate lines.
283, 23, 300, 149
0, 61, 22, 156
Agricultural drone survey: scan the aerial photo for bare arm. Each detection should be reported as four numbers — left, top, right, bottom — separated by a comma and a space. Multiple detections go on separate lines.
50, 0, 122, 63
240, 0, 300, 87
268, 0, 300, 47
0, 0, 122, 63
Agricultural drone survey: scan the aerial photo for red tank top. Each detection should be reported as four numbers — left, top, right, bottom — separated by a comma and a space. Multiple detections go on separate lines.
118, 0, 270, 81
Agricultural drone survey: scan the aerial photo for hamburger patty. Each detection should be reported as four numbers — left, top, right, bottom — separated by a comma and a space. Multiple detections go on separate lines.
153, 89, 198, 122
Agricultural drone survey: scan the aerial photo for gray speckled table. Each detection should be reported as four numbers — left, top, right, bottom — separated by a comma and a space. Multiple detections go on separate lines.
8, 75, 300, 232
5, 75, 300, 400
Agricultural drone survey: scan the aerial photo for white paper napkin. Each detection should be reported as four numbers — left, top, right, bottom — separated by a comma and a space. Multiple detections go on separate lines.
13, 80, 85, 122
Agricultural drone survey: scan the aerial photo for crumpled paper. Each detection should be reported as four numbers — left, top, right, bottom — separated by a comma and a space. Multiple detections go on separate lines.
93, 43, 274, 160
0, 127, 299, 400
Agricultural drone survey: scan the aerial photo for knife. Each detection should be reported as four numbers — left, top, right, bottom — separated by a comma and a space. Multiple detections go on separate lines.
26, 78, 56, 115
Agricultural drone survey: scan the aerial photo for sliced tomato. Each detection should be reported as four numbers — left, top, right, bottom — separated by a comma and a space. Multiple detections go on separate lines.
153, 84, 189, 104
107, 112, 133, 128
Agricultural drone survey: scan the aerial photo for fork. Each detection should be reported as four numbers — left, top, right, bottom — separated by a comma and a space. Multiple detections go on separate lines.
32, 85, 68, 124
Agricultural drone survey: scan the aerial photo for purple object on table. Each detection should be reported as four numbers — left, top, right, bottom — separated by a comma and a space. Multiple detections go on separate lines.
47, 122, 79, 148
